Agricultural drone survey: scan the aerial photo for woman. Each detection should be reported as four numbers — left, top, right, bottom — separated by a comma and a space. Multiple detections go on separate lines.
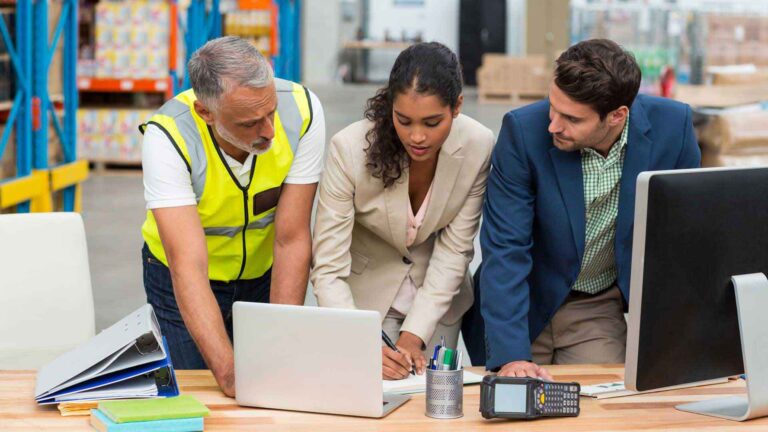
310, 42, 494, 380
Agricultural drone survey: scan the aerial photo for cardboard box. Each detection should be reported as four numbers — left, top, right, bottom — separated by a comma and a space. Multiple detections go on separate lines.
697, 111, 768, 153
477, 54, 551, 103
675, 84, 768, 108
1, 124, 15, 180
702, 148, 768, 168
696, 110, 768, 167
48, 1, 63, 97
711, 68, 768, 85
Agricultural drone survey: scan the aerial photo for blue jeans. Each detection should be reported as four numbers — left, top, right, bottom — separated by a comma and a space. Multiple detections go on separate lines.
142, 243, 271, 369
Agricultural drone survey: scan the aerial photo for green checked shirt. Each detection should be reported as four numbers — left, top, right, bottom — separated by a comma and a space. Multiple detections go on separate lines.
571, 117, 629, 294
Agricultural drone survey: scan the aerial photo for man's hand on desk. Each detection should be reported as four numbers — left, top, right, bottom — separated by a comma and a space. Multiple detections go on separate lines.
498, 360, 553, 381
214, 363, 236, 397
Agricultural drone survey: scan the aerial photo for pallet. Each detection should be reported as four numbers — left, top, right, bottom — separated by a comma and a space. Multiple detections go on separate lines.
477, 54, 551, 106
478, 92, 547, 106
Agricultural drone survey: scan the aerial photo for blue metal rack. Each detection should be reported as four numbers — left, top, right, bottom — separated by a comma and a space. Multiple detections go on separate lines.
181, 0, 222, 92
0, 0, 86, 213
179, 0, 302, 93
273, 0, 301, 82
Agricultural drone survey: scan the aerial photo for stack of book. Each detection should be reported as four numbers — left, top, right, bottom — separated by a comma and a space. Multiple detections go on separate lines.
89, 395, 210, 432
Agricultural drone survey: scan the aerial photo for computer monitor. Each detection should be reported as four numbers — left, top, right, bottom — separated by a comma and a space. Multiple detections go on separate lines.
624, 166, 768, 421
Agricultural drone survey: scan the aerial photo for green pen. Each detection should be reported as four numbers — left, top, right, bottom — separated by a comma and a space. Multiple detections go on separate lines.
441, 349, 455, 370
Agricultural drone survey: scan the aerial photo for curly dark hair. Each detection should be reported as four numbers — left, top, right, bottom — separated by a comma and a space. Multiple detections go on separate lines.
364, 42, 463, 188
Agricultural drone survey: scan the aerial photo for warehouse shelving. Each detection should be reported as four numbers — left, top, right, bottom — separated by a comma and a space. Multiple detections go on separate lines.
0, 0, 85, 214
77, 0, 179, 166
571, 0, 768, 91
75, 0, 302, 168
77, 77, 174, 99
184, 0, 302, 85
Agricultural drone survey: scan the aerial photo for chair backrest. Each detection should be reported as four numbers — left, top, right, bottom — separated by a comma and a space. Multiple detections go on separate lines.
0, 212, 95, 369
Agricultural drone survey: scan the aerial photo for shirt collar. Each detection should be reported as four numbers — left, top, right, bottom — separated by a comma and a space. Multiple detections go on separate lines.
581, 114, 630, 160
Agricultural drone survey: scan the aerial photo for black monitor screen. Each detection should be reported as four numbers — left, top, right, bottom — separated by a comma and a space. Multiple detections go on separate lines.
630, 168, 768, 391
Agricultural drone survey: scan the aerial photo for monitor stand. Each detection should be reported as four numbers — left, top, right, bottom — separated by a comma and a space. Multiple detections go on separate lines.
676, 273, 768, 421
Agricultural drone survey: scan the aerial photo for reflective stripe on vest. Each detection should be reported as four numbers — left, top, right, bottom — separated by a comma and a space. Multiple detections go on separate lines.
203, 212, 277, 238
140, 78, 312, 281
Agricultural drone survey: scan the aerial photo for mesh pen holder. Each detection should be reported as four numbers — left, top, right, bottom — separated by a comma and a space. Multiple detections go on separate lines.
425, 368, 463, 419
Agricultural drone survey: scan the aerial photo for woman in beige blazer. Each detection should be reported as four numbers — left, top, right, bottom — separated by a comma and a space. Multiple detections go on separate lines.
311, 42, 494, 380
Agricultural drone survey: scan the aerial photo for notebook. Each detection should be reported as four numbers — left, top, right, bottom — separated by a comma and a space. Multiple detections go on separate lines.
58, 401, 100, 416
382, 370, 485, 395
89, 409, 204, 432
98, 395, 209, 423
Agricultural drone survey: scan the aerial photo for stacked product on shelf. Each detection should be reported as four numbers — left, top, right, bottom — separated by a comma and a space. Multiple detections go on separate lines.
224, 8, 272, 55
705, 14, 768, 67
76, 0, 175, 165
570, 4, 686, 94
77, 108, 154, 163
571, 0, 768, 92
91, 0, 169, 79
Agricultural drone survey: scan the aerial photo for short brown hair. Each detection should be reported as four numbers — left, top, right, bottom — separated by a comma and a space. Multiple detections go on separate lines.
554, 39, 641, 119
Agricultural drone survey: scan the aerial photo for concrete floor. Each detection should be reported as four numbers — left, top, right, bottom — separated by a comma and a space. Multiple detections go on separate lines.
82, 84, 513, 332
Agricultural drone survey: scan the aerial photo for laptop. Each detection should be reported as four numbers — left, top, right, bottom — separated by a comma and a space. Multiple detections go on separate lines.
233, 302, 411, 417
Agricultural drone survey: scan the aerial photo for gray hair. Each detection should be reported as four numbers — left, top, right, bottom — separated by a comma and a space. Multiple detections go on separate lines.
187, 36, 274, 109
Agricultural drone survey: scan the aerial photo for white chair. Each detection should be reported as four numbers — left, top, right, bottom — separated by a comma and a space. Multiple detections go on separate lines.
0, 212, 95, 369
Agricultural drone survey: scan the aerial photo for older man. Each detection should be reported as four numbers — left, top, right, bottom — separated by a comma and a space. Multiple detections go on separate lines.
139, 36, 325, 396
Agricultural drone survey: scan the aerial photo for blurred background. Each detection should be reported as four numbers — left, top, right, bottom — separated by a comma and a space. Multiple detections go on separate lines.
2, 0, 767, 330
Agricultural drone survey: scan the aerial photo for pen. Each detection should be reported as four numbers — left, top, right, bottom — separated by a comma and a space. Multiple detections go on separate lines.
381, 331, 415, 375
436, 347, 446, 370
430, 344, 441, 370
441, 349, 454, 371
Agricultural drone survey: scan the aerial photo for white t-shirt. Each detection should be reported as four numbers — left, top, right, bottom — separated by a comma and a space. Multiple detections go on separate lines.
142, 90, 326, 210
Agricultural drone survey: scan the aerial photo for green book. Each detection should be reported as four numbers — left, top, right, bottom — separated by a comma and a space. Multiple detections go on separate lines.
90, 409, 204, 432
98, 395, 210, 424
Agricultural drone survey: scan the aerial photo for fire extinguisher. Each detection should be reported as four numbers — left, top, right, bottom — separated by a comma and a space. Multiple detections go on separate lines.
660, 65, 676, 98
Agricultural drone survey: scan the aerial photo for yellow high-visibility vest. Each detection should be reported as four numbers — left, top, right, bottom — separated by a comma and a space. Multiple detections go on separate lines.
140, 79, 313, 281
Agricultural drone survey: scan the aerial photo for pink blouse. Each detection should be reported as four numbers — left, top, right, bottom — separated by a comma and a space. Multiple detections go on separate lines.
390, 183, 433, 315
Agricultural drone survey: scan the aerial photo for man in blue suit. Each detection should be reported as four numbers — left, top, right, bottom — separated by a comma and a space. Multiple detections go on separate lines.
479, 39, 701, 378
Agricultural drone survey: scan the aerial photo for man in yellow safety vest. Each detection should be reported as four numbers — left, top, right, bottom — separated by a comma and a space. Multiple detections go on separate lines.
139, 36, 325, 397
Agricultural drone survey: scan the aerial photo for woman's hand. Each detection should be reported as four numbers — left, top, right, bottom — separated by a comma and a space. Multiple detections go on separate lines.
382, 346, 413, 380
396, 331, 427, 375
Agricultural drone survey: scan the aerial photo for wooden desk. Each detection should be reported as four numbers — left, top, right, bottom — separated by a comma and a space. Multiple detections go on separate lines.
1, 365, 764, 431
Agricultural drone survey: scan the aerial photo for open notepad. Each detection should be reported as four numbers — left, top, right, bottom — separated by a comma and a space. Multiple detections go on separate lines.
382, 370, 485, 395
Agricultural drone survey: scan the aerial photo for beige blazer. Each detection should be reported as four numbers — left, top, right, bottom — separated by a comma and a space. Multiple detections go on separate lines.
310, 114, 494, 344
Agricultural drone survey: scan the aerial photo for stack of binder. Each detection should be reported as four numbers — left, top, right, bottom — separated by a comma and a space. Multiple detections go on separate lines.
34, 304, 179, 405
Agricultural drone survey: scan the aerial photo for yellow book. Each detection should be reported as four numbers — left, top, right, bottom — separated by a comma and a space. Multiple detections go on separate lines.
58, 401, 100, 416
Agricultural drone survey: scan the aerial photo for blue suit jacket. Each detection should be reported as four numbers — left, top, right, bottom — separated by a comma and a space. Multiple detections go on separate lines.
479, 94, 701, 371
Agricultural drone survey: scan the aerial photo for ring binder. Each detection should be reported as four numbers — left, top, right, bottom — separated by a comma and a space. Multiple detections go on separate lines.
134, 335, 161, 356
34, 304, 179, 404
